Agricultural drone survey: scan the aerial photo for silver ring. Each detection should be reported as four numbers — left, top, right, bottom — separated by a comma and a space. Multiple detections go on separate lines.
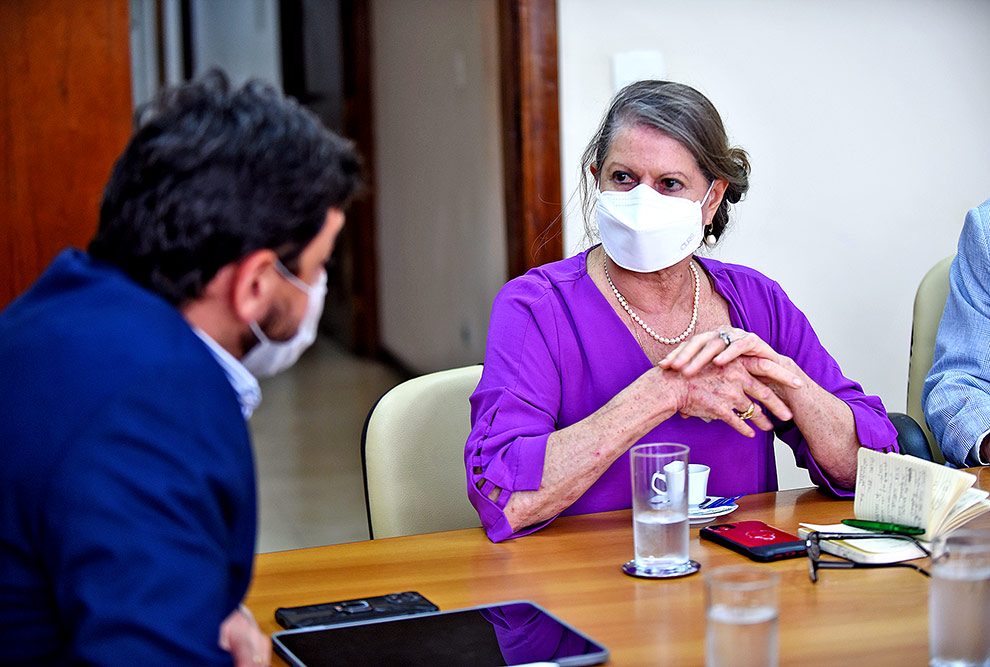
718, 331, 732, 347
734, 403, 756, 421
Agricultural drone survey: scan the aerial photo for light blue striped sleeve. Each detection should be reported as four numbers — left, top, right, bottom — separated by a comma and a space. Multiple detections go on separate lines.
923, 197, 990, 467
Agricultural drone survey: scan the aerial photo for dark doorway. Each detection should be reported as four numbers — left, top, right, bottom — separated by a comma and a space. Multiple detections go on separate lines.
279, 0, 379, 356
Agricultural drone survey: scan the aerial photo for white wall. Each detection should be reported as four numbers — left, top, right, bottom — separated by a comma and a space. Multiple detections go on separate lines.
372, 0, 506, 373
191, 0, 282, 88
129, 0, 281, 108
558, 0, 990, 418
128, 0, 159, 108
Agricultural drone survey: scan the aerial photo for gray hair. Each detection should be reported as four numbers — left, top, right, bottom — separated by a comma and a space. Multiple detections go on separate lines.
579, 80, 750, 245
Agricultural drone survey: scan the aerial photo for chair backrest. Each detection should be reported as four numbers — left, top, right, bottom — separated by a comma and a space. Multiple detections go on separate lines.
906, 255, 954, 464
361, 365, 483, 539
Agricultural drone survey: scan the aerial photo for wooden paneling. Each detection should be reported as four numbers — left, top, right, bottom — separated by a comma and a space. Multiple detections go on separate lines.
498, 0, 562, 279
0, 0, 133, 309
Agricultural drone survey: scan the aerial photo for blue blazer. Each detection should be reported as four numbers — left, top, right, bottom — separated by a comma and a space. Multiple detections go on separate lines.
924, 197, 990, 467
0, 250, 256, 664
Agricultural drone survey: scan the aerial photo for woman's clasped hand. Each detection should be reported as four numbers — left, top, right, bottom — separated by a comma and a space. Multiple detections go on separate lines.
658, 326, 805, 437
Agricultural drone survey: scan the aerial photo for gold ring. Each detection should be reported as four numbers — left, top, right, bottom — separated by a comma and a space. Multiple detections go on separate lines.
734, 403, 756, 420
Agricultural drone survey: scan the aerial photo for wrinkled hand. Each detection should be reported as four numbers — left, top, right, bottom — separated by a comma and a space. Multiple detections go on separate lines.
673, 355, 796, 437
219, 605, 270, 667
660, 327, 803, 387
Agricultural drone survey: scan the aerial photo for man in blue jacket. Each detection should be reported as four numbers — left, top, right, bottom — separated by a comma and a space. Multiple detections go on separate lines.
0, 70, 361, 665
924, 196, 990, 467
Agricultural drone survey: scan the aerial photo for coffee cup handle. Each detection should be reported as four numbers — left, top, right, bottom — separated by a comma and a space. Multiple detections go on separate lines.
651, 471, 667, 495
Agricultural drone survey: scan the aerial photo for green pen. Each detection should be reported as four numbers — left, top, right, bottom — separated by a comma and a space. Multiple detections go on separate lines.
841, 519, 925, 535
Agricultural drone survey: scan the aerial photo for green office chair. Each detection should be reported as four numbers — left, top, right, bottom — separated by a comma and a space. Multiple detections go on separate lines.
361, 365, 483, 539
890, 255, 953, 463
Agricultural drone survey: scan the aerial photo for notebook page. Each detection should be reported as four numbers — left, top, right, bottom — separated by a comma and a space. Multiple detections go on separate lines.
929, 465, 977, 534
853, 449, 932, 531
942, 488, 990, 534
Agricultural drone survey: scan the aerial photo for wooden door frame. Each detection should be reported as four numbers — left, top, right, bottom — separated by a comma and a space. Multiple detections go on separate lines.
339, 0, 379, 357
340, 0, 562, 355
312, 0, 563, 355
280, 0, 380, 357
498, 0, 563, 279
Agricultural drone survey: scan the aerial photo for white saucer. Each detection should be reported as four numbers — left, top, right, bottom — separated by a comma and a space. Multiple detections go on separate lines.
688, 498, 739, 525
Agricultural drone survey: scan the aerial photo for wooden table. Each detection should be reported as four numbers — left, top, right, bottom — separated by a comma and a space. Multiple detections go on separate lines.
245, 467, 990, 665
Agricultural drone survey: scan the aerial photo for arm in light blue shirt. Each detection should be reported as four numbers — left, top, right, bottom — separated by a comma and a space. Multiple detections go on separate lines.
923, 197, 990, 467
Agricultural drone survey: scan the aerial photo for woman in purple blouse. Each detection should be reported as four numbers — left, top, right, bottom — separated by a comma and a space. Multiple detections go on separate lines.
465, 81, 897, 542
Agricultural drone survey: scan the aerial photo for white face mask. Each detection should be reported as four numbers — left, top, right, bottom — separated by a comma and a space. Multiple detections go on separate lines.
597, 181, 715, 273
242, 261, 328, 379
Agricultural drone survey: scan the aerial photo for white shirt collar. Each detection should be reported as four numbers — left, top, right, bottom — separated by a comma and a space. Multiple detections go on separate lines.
192, 327, 261, 419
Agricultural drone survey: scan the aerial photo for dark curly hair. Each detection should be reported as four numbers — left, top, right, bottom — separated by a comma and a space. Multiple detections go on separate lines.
89, 69, 363, 305
580, 80, 749, 245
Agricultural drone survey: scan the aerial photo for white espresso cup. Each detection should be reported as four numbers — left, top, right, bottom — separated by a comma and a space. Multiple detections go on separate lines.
652, 462, 711, 507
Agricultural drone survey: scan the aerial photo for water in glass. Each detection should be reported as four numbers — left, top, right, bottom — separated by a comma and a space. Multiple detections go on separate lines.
705, 604, 779, 667
633, 508, 688, 568
929, 563, 990, 667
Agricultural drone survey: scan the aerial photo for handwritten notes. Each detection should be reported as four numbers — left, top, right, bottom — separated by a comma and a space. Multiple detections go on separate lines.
853, 448, 986, 542
854, 448, 933, 534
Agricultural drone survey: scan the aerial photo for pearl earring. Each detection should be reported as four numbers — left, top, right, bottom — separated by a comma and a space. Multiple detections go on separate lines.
705, 224, 717, 246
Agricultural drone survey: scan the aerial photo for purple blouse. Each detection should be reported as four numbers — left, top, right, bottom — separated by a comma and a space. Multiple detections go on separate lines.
465, 249, 898, 542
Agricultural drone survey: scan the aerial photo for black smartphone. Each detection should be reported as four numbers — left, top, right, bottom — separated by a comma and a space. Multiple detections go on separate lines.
275, 591, 439, 629
700, 520, 806, 562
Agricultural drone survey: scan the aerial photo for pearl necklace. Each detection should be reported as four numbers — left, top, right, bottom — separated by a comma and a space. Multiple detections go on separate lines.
603, 256, 700, 345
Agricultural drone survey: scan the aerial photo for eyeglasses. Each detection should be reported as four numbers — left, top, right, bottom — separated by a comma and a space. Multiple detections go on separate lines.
805, 531, 931, 583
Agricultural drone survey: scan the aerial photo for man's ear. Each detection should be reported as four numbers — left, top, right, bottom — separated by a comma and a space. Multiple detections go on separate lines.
230, 249, 280, 325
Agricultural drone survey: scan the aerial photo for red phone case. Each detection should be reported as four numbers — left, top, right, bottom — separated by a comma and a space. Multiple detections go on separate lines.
699, 520, 806, 562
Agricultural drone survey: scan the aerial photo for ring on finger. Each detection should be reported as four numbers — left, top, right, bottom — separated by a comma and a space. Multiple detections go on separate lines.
718, 331, 732, 347
733, 403, 756, 421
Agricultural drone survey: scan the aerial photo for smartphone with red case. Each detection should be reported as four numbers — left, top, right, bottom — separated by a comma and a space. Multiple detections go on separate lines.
699, 520, 806, 562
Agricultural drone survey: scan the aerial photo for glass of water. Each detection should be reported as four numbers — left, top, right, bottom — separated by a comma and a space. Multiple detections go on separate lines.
929, 529, 990, 667
705, 565, 779, 667
622, 442, 700, 578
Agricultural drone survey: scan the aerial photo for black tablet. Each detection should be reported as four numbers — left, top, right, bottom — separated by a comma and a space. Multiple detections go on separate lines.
271, 599, 610, 666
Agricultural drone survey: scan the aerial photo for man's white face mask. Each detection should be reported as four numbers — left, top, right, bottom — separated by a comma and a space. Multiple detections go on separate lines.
242, 260, 327, 379
597, 181, 714, 273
